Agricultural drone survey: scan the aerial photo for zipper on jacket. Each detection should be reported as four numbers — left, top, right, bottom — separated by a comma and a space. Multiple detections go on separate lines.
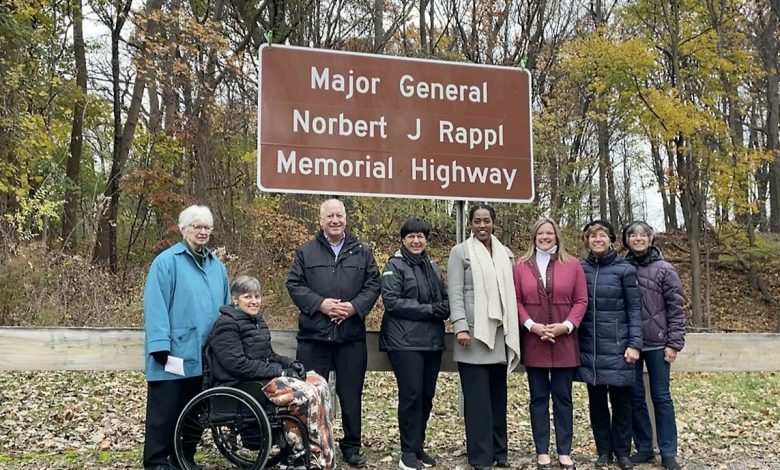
615, 319, 619, 345
592, 263, 600, 380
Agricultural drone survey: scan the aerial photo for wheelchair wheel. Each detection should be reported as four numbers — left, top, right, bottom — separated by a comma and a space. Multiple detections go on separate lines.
263, 412, 308, 468
174, 387, 272, 469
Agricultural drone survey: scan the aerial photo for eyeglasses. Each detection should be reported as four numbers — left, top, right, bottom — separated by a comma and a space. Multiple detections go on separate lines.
189, 224, 213, 232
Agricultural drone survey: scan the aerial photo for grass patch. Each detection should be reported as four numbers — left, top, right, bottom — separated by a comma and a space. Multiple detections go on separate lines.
0, 371, 779, 468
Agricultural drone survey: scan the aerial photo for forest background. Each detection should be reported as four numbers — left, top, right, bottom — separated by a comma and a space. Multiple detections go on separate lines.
2, 0, 780, 332
3, 1, 780, 468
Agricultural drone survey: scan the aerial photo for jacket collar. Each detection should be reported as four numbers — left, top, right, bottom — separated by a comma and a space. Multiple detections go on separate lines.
625, 245, 662, 266
586, 247, 618, 266
219, 304, 257, 323
316, 231, 358, 251
173, 241, 212, 258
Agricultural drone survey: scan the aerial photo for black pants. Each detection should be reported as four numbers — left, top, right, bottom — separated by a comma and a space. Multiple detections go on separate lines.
387, 350, 443, 454
143, 376, 203, 468
526, 367, 575, 456
297, 339, 367, 456
586, 384, 633, 458
234, 381, 279, 452
458, 362, 508, 467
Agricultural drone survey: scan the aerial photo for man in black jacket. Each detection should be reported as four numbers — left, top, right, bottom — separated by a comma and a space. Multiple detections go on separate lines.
286, 198, 381, 468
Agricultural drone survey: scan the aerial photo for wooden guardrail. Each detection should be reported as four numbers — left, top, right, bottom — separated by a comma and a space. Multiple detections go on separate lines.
1, 327, 779, 372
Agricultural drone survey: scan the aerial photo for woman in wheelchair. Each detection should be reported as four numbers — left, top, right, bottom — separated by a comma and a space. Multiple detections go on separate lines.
198, 275, 335, 469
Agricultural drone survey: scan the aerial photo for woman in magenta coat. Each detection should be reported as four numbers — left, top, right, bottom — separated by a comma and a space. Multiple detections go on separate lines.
514, 218, 588, 470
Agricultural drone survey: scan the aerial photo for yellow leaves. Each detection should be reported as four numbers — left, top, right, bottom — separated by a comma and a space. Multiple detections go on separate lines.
710, 148, 774, 214
562, 33, 655, 89
240, 150, 256, 164
638, 87, 716, 138
4, 178, 64, 239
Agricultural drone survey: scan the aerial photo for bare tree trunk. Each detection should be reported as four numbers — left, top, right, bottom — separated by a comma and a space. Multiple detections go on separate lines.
591, 0, 613, 223
373, 0, 384, 53
766, 1, 780, 231
675, 138, 704, 327
623, 151, 633, 223
63, 0, 88, 251
92, 0, 132, 267
707, 0, 748, 228
597, 118, 608, 220
93, 0, 163, 270
607, 148, 620, 228
650, 139, 675, 231
751, 105, 770, 231
428, 0, 434, 54
419, 0, 428, 54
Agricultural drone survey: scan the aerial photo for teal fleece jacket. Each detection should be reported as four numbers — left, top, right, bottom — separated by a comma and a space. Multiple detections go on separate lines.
143, 241, 230, 381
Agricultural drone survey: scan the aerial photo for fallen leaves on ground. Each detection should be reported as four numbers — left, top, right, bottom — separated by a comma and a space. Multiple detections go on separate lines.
0, 371, 778, 468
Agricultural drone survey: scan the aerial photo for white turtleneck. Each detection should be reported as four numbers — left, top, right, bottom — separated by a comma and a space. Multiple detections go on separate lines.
524, 245, 573, 334
535, 245, 557, 288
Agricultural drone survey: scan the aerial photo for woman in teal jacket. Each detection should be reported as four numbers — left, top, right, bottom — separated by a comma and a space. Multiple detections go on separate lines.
142, 204, 230, 470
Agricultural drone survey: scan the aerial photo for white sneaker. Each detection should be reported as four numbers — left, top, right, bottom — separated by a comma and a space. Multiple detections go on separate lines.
417, 450, 436, 468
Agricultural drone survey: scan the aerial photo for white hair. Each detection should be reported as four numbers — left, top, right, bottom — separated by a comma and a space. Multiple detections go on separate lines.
319, 198, 346, 217
178, 205, 214, 230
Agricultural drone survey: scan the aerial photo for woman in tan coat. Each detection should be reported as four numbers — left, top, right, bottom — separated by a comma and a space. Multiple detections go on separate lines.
448, 204, 521, 470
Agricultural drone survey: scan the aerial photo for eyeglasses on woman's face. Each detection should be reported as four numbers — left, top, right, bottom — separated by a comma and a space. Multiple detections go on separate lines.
188, 224, 213, 232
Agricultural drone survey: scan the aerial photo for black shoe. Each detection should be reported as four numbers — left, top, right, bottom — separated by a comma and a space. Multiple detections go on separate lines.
473, 467, 492, 470
661, 456, 682, 470
417, 450, 436, 468
559, 460, 576, 469
399, 452, 421, 470
495, 458, 510, 467
169, 457, 203, 470
594, 454, 612, 468
629, 450, 655, 464
617, 456, 634, 470
280, 457, 308, 470
536, 454, 553, 470
344, 451, 367, 468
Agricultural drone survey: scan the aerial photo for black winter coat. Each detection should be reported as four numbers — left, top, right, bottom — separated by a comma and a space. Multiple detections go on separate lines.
207, 305, 295, 387
379, 252, 448, 351
286, 232, 381, 343
576, 249, 643, 387
625, 247, 686, 351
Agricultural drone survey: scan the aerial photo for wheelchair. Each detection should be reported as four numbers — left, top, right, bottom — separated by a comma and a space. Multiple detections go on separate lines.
173, 385, 311, 469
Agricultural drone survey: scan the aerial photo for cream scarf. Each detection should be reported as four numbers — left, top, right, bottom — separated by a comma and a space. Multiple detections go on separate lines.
466, 234, 521, 372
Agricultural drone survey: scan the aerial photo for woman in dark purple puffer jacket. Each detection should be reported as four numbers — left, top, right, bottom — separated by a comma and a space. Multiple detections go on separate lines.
622, 221, 685, 470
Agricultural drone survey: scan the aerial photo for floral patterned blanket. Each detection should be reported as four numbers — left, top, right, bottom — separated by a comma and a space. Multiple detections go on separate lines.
263, 372, 335, 469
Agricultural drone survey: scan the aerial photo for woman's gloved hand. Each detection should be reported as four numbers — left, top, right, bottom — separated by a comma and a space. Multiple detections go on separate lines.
431, 302, 450, 321
151, 350, 169, 366
291, 361, 307, 379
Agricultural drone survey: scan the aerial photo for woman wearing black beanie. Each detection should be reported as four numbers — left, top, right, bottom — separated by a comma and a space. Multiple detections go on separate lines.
576, 220, 643, 470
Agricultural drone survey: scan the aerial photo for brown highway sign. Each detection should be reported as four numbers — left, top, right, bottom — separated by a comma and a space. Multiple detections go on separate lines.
258, 44, 533, 203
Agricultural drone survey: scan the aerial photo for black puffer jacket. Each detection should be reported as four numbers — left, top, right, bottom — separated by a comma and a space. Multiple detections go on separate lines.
379, 252, 448, 351
207, 305, 295, 387
576, 249, 643, 387
287, 232, 381, 343
625, 246, 686, 351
